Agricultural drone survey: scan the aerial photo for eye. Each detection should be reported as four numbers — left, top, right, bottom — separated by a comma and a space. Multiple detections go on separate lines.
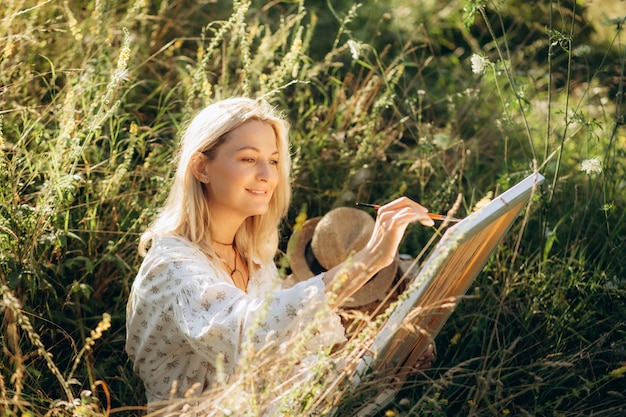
241, 157, 255, 163
269, 159, 279, 165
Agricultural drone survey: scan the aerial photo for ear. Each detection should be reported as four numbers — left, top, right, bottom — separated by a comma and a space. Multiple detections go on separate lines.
190, 152, 211, 183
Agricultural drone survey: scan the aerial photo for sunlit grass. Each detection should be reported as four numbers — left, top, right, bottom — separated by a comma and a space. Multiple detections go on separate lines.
1, 0, 624, 416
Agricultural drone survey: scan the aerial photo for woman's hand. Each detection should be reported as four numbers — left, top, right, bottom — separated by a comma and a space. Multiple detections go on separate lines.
364, 197, 435, 271
411, 343, 436, 372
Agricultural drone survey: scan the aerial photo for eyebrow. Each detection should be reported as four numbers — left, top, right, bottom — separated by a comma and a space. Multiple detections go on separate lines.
236, 146, 279, 155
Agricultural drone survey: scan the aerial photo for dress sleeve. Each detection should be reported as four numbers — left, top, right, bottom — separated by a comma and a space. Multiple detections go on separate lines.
147, 238, 345, 374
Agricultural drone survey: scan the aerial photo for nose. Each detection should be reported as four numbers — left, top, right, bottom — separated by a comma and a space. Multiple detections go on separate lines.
256, 160, 276, 183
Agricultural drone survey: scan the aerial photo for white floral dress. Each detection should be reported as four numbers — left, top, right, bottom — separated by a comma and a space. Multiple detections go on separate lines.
125, 235, 346, 405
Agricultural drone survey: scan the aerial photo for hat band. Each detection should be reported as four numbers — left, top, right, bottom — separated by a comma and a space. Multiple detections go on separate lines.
304, 240, 326, 276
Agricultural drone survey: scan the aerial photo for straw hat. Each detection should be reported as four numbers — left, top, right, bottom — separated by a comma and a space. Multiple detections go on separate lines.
286, 207, 398, 308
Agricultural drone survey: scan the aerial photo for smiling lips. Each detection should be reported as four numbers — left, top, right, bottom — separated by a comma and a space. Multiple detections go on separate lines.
247, 188, 270, 196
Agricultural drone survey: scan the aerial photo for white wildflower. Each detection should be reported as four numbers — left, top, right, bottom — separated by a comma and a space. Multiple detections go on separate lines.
471, 53, 489, 74
581, 157, 602, 175
573, 44, 591, 57
347, 40, 360, 60
473, 191, 493, 211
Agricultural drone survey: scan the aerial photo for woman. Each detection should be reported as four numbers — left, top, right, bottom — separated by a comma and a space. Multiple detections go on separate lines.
125, 97, 435, 407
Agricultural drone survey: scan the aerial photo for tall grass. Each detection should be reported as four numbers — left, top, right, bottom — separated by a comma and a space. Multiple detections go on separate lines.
1, 0, 624, 416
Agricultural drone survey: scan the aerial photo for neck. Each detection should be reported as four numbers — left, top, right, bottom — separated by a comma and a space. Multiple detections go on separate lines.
210, 227, 240, 249
208, 213, 245, 247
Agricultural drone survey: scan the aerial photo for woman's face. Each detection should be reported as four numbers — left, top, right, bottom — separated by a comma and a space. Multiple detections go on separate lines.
203, 120, 280, 224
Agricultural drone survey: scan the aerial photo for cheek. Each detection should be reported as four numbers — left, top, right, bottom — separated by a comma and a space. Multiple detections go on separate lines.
206, 172, 234, 197
270, 168, 281, 187
209, 162, 238, 185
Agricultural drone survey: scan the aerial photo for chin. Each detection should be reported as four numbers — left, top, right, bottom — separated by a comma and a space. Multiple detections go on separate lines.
246, 203, 271, 217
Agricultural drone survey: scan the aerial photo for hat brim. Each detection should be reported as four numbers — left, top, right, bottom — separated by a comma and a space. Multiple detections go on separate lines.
286, 216, 322, 282
287, 216, 399, 308
343, 256, 398, 308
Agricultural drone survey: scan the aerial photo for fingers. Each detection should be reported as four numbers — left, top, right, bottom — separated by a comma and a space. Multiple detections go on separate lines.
413, 357, 433, 370
377, 197, 435, 228
362, 197, 434, 271
412, 344, 437, 372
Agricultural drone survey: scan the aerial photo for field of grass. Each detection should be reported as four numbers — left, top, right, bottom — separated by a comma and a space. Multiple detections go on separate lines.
1, 0, 624, 416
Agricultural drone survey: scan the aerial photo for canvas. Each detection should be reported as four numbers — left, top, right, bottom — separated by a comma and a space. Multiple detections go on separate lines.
344, 172, 545, 416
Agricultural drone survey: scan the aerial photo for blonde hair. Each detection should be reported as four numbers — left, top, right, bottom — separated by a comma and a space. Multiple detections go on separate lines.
139, 97, 292, 265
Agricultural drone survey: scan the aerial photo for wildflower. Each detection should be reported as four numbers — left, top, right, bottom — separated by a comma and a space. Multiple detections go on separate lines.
64, 2, 83, 42
347, 40, 361, 60
398, 398, 410, 407
602, 202, 615, 212
473, 191, 493, 211
580, 157, 602, 175
609, 365, 626, 377
573, 44, 591, 57
127, 122, 138, 138
293, 211, 308, 233
470, 53, 489, 74
203, 80, 213, 99
86, 313, 112, 349
111, 28, 132, 84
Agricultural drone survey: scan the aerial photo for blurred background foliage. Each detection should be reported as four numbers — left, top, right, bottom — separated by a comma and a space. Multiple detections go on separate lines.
0, 0, 624, 415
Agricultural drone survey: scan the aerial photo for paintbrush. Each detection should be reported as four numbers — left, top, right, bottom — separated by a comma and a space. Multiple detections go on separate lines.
355, 202, 462, 223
